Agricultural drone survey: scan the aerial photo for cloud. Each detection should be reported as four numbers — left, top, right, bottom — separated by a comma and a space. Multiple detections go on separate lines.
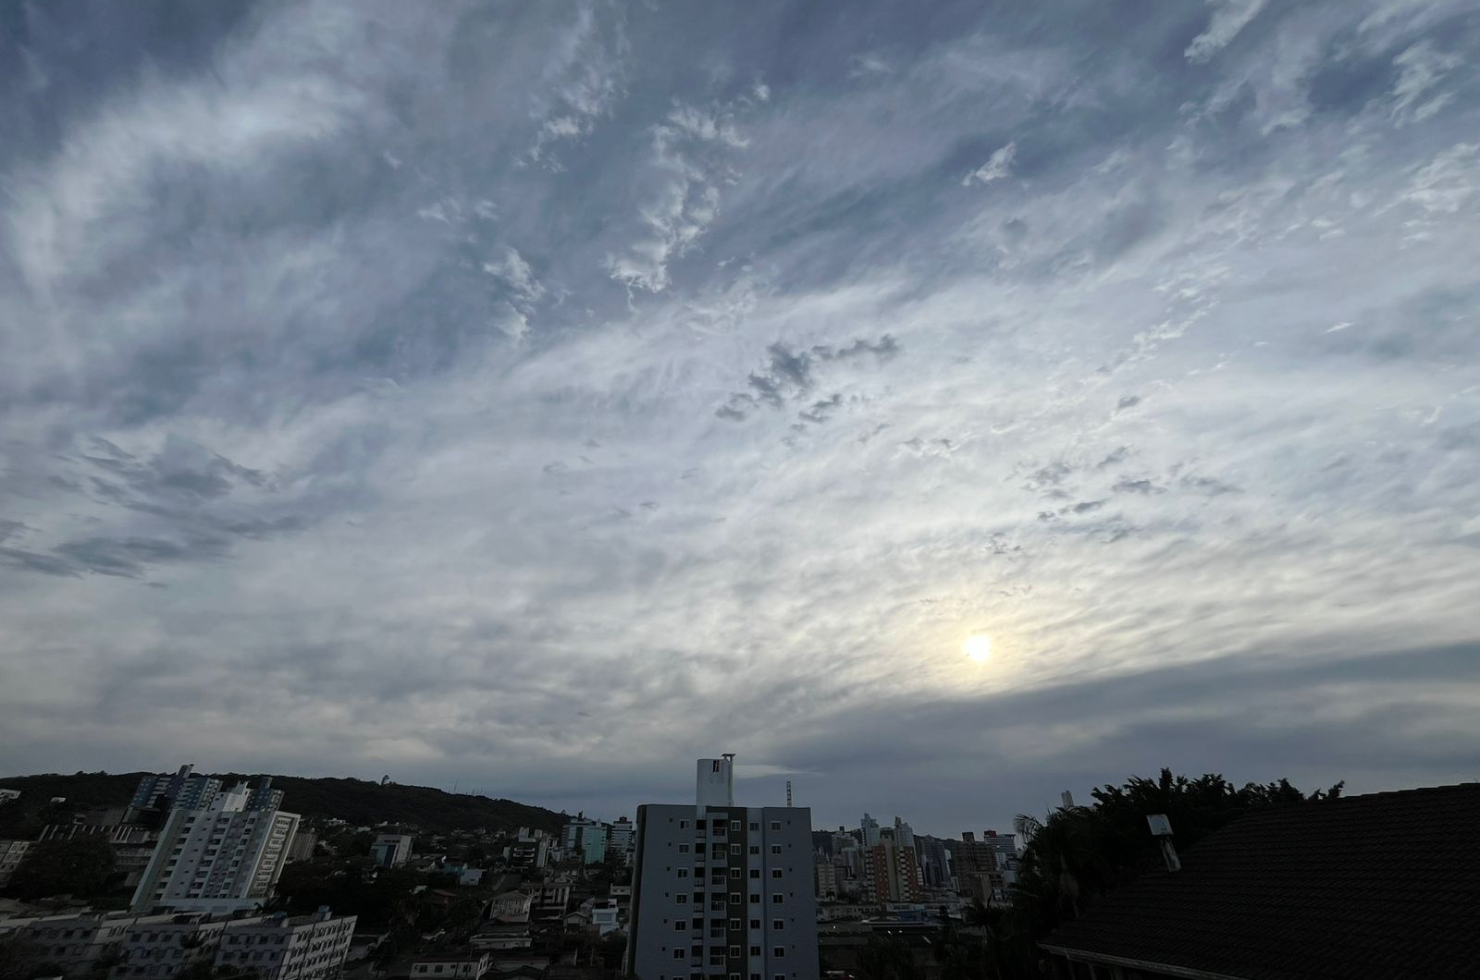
963, 141, 1017, 187
2, 0, 1479, 830
605, 103, 748, 293
715, 335, 900, 420
1185, 0, 1269, 64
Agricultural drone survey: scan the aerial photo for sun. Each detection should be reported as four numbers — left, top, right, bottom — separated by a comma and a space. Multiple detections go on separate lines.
963, 634, 992, 663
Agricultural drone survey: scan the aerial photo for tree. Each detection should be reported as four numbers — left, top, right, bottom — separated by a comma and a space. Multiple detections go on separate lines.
0, 937, 42, 980
854, 934, 923, 980
5, 837, 117, 901
995, 769, 1343, 979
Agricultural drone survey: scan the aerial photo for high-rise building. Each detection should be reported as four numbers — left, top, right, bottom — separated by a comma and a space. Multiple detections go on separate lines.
564, 814, 609, 865
864, 840, 920, 904
129, 765, 222, 816
130, 780, 299, 914
891, 817, 915, 850
610, 816, 636, 863
859, 813, 881, 848
625, 756, 818, 980
914, 837, 952, 889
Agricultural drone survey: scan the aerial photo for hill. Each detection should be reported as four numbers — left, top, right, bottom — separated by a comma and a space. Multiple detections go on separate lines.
0, 771, 564, 836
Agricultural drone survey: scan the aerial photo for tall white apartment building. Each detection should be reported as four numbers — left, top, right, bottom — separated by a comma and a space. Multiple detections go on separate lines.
130, 780, 300, 914
625, 756, 818, 980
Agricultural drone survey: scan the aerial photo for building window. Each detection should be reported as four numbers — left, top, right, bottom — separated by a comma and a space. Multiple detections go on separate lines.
731, 844, 742, 855
729, 892, 742, 904
729, 919, 740, 930
709, 954, 725, 967
678, 869, 690, 878
772, 921, 784, 931
691, 946, 703, 958
728, 946, 741, 958
749, 846, 760, 856
748, 920, 760, 930
673, 950, 686, 960
749, 945, 761, 956
680, 820, 690, 830
770, 822, 781, 831
730, 868, 741, 878
675, 922, 688, 933
771, 895, 784, 904
748, 895, 760, 904
679, 844, 690, 854
749, 869, 760, 879
676, 895, 688, 905
771, 870, 783, 879
730, 821, 741, 832
772, 948, 785, 959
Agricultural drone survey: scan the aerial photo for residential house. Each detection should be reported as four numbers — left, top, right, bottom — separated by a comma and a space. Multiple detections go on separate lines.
483, 890, 533, 923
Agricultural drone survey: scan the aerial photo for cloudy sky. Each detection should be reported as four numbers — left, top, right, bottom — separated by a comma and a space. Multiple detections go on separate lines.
2, 0, 1479, 836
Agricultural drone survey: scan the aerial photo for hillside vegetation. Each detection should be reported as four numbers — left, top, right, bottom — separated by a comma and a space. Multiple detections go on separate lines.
0, 771, 563, 836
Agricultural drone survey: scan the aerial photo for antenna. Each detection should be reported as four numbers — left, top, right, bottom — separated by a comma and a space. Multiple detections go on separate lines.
786, 780, 793, 807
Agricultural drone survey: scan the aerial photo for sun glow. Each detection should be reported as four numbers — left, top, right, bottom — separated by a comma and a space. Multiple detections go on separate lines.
963, 634, 992, 663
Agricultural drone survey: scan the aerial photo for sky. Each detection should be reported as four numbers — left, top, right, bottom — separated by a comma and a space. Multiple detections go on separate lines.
1, 0, 1479, 837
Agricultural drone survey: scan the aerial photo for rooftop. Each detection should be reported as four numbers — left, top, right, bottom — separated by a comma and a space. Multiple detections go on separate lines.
1042, 783, 1480, 980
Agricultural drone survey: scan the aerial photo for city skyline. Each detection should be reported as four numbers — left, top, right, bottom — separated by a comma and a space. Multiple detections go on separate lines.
3, 0, 1479, 838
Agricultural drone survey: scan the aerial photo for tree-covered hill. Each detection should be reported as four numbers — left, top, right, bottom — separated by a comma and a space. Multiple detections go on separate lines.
0, 770, 563, 836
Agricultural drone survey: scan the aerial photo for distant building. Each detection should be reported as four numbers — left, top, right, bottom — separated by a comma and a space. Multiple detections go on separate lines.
370, 834, 414, 868
286, 831, 318, 863
412, 952, 491, 980
0, 840, 30, 887
506, 835, 549, 871
563, 815, 608, 866
914, 837, 951, 889
215, 909, 357, 980
129, 765, 222, 817
609, 816, 635, 863
860, 813, 881, 848
589, 898, 620, 936
814, 860, 838, 900
624, 755, 819, 980
485, 890, 533, 922
891, 817, 915, 850
864, 841, 920, 904
470, 922, 533, 951
130, 780, 300, 914
519, 880, 571, 918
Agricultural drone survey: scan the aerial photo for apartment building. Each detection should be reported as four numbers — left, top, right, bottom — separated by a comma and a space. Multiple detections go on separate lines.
214, 909, 357, 980
130, 780, 299, 914
625, 756, 819, 980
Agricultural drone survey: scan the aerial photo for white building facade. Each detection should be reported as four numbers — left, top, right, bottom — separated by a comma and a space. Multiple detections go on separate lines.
625, 757, 818, 980
130, 781, 299, 914
214, 910, 357, 980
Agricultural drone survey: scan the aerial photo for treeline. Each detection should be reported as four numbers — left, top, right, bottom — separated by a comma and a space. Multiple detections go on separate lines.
0, 771, 563, 836
856, 769, 1346, 980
